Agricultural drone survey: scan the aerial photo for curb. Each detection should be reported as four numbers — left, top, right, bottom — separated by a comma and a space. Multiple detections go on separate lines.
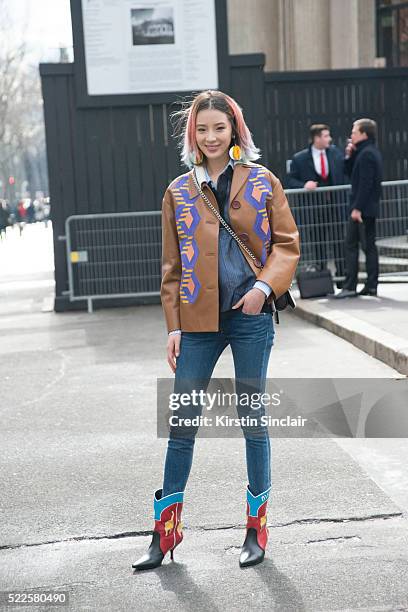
293, 299, 408, 376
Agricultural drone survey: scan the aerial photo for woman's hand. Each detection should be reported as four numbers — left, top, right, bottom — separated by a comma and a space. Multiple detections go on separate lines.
232, 288, 265, 315
167, 333, 181, 373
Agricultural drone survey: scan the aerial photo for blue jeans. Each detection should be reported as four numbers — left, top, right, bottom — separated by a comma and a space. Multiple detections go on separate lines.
162, 307, 275, 497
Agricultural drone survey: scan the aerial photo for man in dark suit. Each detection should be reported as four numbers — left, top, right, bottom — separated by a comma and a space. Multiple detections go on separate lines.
286, 124, 347, 281
335, 118, 383, 298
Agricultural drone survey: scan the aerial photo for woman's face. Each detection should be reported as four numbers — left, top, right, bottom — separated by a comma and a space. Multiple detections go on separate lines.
195, 108, 233, 164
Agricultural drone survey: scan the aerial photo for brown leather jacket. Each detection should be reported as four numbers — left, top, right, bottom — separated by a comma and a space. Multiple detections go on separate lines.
161, 162, 300, 332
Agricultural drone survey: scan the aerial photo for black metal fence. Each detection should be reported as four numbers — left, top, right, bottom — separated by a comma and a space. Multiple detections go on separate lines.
286, 180, 408, 278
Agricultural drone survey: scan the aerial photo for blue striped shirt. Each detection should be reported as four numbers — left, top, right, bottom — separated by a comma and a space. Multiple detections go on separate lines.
204, 161, 272, 311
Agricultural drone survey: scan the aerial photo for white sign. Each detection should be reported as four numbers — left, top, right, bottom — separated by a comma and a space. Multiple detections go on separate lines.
81, 0, 219, 95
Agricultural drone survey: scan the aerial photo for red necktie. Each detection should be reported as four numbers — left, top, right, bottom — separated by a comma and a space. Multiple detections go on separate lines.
320, 152, 327, 179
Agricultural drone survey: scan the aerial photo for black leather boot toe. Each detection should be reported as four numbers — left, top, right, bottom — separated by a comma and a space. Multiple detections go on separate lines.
239, 528, 265, 568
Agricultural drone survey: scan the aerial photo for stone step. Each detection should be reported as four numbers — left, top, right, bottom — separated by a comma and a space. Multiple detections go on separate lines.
359, 253, 408, 273
377, 235, 408, 259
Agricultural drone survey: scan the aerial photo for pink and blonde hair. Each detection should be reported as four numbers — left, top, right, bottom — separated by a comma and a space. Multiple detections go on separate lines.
172, 90, 261, 168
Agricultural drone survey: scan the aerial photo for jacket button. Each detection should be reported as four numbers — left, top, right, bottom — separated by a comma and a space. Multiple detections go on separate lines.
239, 232, 249, 243
231, 200, 241, 209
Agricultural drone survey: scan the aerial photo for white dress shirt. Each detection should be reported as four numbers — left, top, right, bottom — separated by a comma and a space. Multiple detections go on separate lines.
311, 146, 329, 177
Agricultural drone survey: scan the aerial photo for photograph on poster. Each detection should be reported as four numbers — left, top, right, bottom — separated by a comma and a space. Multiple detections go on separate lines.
131, 6, 175, 46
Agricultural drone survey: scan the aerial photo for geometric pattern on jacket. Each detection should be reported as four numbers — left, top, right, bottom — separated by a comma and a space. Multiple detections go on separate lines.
174, 175, 201, 304
245, 167, 273, 266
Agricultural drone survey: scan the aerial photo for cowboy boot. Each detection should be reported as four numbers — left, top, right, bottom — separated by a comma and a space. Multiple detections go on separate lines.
132, 489, 184, 571
239, 485, 271, 568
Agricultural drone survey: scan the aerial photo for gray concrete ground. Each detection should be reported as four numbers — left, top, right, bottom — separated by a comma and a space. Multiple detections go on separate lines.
0, 225, 408, 612
294, 283, 408, 375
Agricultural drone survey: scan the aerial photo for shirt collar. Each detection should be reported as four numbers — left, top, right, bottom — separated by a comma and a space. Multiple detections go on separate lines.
195, 158, 234, 188
311, 145, 327, 156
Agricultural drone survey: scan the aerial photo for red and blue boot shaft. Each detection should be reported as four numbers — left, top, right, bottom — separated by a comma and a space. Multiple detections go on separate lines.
239, 485, 271, 568
132, 489, 184, 571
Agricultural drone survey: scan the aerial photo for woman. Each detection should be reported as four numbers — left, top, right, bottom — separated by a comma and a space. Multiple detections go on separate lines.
132, 90, 300, 571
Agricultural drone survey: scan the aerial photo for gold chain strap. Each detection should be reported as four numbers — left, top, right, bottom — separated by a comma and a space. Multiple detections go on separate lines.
192, 170, 263, 268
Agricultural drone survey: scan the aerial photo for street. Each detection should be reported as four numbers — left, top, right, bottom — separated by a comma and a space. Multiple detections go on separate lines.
0, 225, 407, 611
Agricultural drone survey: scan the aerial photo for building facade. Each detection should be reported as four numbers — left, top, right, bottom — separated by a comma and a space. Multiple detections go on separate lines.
377, 0, 408, 67
227, 0, 406, 71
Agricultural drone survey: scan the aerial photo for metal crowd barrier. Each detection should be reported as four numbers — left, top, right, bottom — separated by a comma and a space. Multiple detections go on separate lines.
286, 180, 408, 279
65, 211, 162, 312
64, 181, 408, 312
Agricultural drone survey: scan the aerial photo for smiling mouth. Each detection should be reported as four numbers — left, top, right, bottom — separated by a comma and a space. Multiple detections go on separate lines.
206, 145, 220, 151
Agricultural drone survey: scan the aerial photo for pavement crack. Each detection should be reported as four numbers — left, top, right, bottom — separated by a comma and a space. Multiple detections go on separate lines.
306, 535, 361, 545
0, 530, 153, 551
274, 511, 403, 528
0, 512, 403, 552
19, 349, 69, 408
201, 524, 242, 531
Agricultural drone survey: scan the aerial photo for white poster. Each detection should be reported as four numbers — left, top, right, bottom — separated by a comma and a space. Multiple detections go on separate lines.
81, 0, 219, 95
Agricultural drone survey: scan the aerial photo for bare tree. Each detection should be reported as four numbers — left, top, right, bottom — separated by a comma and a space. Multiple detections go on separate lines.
0, 0, 47, 201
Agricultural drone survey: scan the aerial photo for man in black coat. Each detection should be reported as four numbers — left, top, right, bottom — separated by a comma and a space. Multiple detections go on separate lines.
335, 118, 383, 298
286, 124, 347, 280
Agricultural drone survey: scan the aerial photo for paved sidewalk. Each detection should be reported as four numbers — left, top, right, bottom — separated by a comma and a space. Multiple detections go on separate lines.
294, 283, 408, 375
1, 226, 407, 611
2, 519, 408, 612
0, 282, 407, 609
